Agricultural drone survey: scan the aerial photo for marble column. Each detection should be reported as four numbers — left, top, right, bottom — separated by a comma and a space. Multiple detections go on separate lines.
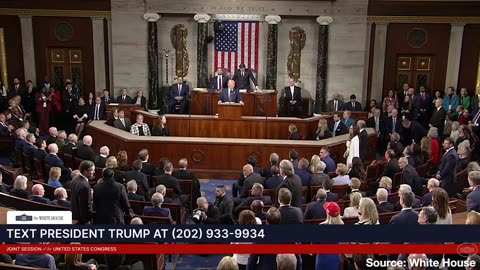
144, 13, 160, 110
265, 15, 281, 90
91, 17, 106, 94
371, 23, 388, 103
18, 15, 36, 81
445, 23, 465, 88
194, 14, 211, 88
315, 16, 333, 113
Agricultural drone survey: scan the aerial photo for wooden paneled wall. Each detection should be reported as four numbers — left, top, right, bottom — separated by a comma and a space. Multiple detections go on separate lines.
0, 15, 24, 85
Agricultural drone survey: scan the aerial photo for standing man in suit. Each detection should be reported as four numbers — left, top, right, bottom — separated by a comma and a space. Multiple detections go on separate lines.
283, 78, 302, 117
231, 64, 258, 92
9, 77, 25, 98
113, 110, 132, 131
93, 168, 130, 224
327, 93, 344, 112
343, 94, 362, 111
331, 113, 348, 137
398, 157, 423, 196
402, 119, 427, 145
436, 137, 458, 196
116, 88, 133, 104
357, 120, 368, 161
218, 80, 244, 104
278, 188, 303, 224
89, 96, 106, 121
71, 160, 94, 224
275, 160, 303, 208
209, 67, 229, 91
389, 191, 419, 224
168, 77, 189, 114
397, 83, 410, 109
430, 98, 446, 138
467, 171, 480, 212
172, 158, 201, 208
143, 193, 172, 221
367, 108, 385, 154
386, 109, 402, 137
413, 85, 433, 128
155, 161, 183, 201
213, 185, 234, 224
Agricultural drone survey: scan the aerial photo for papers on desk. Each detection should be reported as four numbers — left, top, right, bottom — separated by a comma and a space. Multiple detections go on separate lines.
109, 103, 119, 105
239, 89, 247, 93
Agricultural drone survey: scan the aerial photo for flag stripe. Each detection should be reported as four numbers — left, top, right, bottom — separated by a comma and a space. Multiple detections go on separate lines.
255, 22, 259, 71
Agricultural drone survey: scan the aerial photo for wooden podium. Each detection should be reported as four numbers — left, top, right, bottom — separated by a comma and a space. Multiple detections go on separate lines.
218, 102, 243, 119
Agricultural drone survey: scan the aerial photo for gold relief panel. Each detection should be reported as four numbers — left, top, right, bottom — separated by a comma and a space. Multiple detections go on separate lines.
0, 28, 7, 89
69, 50, 82, 63
416, 58, 430, 71
397, 57, 411, 71
51, 50, 64, 63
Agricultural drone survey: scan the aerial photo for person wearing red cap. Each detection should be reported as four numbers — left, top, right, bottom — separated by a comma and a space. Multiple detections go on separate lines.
321, 202, 343, 224
316, 201, 342, 270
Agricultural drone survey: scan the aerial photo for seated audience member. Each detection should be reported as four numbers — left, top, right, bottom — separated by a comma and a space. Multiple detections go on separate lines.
322, 178, 339, 202
22, 132, 36, 158
154, 184, 174, 204
47, 167, 63, 188
418, 206, 438, 224
327, 93, 344, 112
217, 256, 239, 270
262, 153, 279, 179
343, 178, 365, 200
251, 200, 266, 222
9, 175, 32, 199
264, 166, 282, 189
15, 254, 56, 269
234, 183, 272, 216
56, 130, 67, 152
172, 158, 202, 207
155, 162, 182, 200
105, 156, 125, 184
213, 185, 234, 224
113, 110, 132, 131
195, 196, 220, 224
331, 112, 348, 136
466, 211, 480, 225
304, 189, 327, 220
432, 188, 452, 224
126, 159, 149, 200
0, 174, 11, 193
383, 149, 401, 179
356, 197, 379, 225
388, 133, 404, 158
130, 217, 143, 225
343, 192, 362, 218
320, 147, 336, 173
58, 252, 97, 270
467, 171, 480, 212
52, 188, 71, 208
295, 158, 311, 186
402, 146, 418, 168
15, 128, 27, 151
422, 178, 439, 206
154, 157, 170, 176
289, 149, 299, 168
288, 124, 301, 140
94, 146, 109, 168
344, 94, 362, 111
76, 135, 97, 162
348, 157, 366, 181
278, 188, 303, 224
314, 118, 332, 140
31, 184, 51, 204
138, 148, 156, 176
130, 113, 151, 136
132, 90, 147, 109
457, 143, 471, 171
169, 77, 189, 113
379, 176, 393, 194
152, 114, 170, 136
376, 188, 394, 213
116, 150, 131, 171
105, 108, 119, 126
342, 110, 356, 128
63, 133, 78, 157
275, 159, 303, 208
310, 160, 330, 187
143, 192, 172, 221
126, 180, 145, 201
398, 157, 423, 196
238, 164, 263, 199
34, 139, 48, 161
116, 88, 132, 104
332, 163, 350, 186
394, 184, 421, 211
390, 190, 419, 224
0, 113, 14, 137
46, 127, 58, 145
277, 254, 298, 270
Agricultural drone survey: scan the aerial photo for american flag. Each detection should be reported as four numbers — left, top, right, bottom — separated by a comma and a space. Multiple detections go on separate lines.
214, 21, 259, 74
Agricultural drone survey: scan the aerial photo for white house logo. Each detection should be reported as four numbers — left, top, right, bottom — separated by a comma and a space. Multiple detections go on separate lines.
15, 214, 33, 222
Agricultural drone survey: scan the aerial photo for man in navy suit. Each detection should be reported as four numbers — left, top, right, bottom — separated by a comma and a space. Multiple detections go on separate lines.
376, 188, 394, 213
264, 166, 283, 189
343, 94, 362, 111
295, 158, 311, 187
116, 88, 133, 104
231, 63, 258, 92
304, 189, 327, 220
436, 137, 458, 196
278, 188, 303, 224
323, 178, 339, 202
422, 178, 439, 206
429, 98, 446, 138
283, 78, 302, 117
467, 171, 480, 212
389, 191, 419, 224
143, 192, 172, 221
209, 67, 229, 90
89, 96, 106, 121
402, 119, 427, 145
413, 85, 433, 128
234, 183, 273, 217
218, 80, 244, 104
52, 187, 71, 208
31, 184, 51, 204
168, 77, 189, 114
23, 133, 37, 157
45, 143, 72, 183
386, 109, 402, 136
331, 113, 348, 137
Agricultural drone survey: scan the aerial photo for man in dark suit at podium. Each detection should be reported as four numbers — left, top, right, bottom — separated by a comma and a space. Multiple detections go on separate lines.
218, 80, 244, 104
231, 64, 258, 92
283, 78, 302, 117
209, 67, 229, 91
168, 77, 189, 114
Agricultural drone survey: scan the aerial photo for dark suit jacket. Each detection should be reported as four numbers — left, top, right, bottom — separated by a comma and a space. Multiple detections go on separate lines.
113, 118, 132, 131
77, 144, 97, 162
304, 201, 326, 220
155, 174, 182, 197
70, 175, 92, 224
343, 101, 363, 111
232, 68, 257, 90
128, 192, 145, 201
382, 158, 400, 179
93, 181, 130, 224
261, 166, 273, 179
376, 201, 395, 213
89, 103, 106, 120
46, 135, 57, 146
359, 129, 368, 160
9, 189, 32, 199
430, 107, 446, 135
235, 195, 273, 216
295, 169, 311, 186
132, 96, 147, 109
385, 116, 402, 135
63, 143, 77, 157
289, 132, 301, 140
326, 191, 339, 202
240, 173, 263, 198
327, 99, 344, 112
279, 205, 303, 224
439, 148, 458, 196
143, 206, 172, 220
126, 171, 149, 200
209, 75, 229, 90
310, 173, 330, 187
172, 169, 201, 205
275, 175, 303, 207
52, 199, 71, 208
422, 192, 433, 206
204, 204, 220, 224
140, 161, 156, 176
94, 156, 107, 168
331, 121, 348, 136
394, 198, 421, 211
284, 86, 302, 103
0, 123, 11, 137
34, 149, 47, 161
219, 88, 243, 103
264, 175, 283, 189
101, 96, 113, 107
169, 83, 189, 101
213, 195, 234, 223
409, 120, 427, 144
467, 187, 480, 212
32, 196, 51, 204
366, 115, 385, 132
402, 165, 423, 196
45, 154, 67, 171
116, 95, 133, 104
23, 143, 36, 157
389, 209, 419, 224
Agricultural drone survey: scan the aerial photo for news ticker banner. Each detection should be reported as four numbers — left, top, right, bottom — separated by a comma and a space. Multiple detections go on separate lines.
2, 225, 480, 244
